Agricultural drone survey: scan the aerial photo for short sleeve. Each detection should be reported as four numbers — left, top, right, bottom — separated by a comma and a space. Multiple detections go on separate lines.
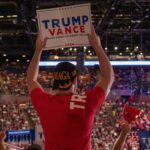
30, 88, 46, 110
86, 86, 105, 112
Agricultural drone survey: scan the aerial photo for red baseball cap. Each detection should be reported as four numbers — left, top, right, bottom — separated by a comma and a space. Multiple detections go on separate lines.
123, 104, 140, 123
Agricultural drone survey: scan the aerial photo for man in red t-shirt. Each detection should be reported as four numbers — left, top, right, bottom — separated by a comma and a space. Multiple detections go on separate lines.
27, 26, 114, 150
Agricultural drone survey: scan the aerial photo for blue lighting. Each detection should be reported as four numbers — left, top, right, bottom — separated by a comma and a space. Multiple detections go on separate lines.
39, 61, 77, 66
84, 61, 150, 66
39, 61, 150, 66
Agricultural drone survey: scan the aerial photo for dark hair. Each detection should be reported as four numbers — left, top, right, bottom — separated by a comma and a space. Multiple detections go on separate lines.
25, 144, 42, 150
94, 64, 100, 70
53, 62, 77, 90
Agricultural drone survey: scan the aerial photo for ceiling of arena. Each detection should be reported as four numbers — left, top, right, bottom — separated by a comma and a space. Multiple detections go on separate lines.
0, 0, 150, 65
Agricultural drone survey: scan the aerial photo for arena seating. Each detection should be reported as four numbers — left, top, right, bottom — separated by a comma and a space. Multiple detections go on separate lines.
0, 67, 150, 149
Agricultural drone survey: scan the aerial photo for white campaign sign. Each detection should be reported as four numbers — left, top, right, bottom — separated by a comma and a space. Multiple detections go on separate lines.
37, 3, 91, 50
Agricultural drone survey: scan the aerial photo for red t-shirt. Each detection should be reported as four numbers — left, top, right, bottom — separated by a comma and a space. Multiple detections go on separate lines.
31, 86, 105, 150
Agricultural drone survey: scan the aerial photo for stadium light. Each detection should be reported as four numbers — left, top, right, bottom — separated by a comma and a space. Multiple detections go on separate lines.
39, 61, 150, 66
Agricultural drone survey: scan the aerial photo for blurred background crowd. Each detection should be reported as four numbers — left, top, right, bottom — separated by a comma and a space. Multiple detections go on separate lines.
0, 66, 150, 150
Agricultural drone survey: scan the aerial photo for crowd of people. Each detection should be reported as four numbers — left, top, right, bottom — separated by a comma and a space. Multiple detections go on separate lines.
1, 66, 150, 96
0, 70, 28, 96
1, 70, 147, 142
113, 67, 150, 95
0, 66, 150, 149
92, 98, 150, 149
0, 94, 149, 149
0, 101, 39, 131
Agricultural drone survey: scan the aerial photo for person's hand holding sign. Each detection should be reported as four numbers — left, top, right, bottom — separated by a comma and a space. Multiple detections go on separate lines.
36, 31, 48, 52
88, 25, 102, 55
88, 25, 114, 97
27, 31, 48, 94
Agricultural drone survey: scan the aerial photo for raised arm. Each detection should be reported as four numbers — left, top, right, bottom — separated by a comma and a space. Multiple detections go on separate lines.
112, 120, 131, 150
0, 132, 5, 150
27, 32, 47, 94
88, 25, 114, 97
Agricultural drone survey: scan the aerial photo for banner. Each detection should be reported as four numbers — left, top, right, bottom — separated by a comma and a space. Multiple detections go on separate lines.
37, 3, 91, 50
5, 129, 35, 143
139, 131, 150, 150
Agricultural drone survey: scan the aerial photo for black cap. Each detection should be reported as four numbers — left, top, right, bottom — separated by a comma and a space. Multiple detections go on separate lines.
53, 62, 77, 90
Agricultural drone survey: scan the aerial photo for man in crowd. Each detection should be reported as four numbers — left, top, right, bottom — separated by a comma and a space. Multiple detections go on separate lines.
27, 25, 114, 150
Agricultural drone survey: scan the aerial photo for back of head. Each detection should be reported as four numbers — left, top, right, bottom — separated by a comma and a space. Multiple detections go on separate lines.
53, 62, 77, 91
25, 144, 42, 150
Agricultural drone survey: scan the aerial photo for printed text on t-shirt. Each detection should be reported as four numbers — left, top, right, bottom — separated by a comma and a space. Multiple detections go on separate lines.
70, 92, 86, 110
